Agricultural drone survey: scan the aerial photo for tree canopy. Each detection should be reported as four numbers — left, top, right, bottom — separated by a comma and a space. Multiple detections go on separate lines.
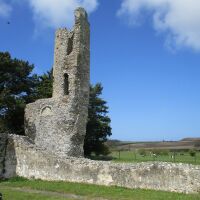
0, 52, 37, 134
84, 83, 112, 156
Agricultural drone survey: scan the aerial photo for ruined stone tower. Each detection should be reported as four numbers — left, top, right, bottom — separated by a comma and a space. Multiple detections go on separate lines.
24, 8, 90, 157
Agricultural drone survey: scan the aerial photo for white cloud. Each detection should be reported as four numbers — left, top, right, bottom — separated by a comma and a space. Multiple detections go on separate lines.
0, 0, 12, 18
118, 0, 200, 51
27, 0, 98, 29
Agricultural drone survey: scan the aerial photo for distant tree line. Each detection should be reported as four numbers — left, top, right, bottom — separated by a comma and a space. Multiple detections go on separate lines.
0, 52, 112, 156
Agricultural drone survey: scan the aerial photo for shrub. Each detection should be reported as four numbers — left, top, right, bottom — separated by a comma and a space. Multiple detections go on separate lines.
138, 149, 147, 156
189, 149, 196, 157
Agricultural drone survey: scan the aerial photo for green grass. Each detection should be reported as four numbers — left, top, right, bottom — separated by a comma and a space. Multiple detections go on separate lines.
0, 188, 68, 200
111, 151, 200, 165
0, 177, 200, 200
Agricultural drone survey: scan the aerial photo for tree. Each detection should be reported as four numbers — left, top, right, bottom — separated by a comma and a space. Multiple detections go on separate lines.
0, 52, 37, 134
84, 83, 112, 156
189, 149, 196, 157
29, 70, 53, 101
189, 149, 197, 163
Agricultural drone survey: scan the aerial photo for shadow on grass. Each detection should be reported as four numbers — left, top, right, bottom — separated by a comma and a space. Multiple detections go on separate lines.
86, 155, 114, 161
0, 176, 31, 183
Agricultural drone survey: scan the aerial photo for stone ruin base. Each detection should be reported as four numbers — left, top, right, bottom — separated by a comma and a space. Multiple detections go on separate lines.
1, 134, 200, 194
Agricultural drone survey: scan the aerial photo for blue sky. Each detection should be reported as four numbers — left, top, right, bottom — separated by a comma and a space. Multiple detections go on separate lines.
1, 0, 200, 141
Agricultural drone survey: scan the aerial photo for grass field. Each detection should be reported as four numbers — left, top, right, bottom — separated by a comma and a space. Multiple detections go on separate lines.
0, 178, 200, 200
111, 150, 200, 165
0, 188, 68, 200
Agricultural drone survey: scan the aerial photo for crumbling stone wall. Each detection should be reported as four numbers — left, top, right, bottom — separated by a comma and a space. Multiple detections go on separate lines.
4, 135, 200, 194
24, 8, 90, 157
0, 133, 7, 178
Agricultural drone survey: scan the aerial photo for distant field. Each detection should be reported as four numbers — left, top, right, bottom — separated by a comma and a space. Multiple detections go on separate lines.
0, 178, 200, 200
111, 150, 200, 165
106, 137, 200, 165
107, 137, 200, 151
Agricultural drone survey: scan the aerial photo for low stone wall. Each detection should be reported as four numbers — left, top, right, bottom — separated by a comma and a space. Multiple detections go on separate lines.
0, 133, 7, 178
3, 134, 200, 194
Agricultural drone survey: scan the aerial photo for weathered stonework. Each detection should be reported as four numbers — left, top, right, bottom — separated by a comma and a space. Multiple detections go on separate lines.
0, 133, 7, 177
4, 135, 200, 194
24, 8, 90, 157
1, 7, 200, 194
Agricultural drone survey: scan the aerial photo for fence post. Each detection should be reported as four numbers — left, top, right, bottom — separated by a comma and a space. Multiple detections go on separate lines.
173, 152, 176, 162
118, 150, 121, 160
134, 150, 136, 161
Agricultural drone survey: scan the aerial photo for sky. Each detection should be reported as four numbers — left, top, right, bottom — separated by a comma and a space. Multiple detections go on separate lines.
1, 0, 200, 141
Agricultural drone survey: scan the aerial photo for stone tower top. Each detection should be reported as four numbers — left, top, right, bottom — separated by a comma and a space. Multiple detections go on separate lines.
52, 7, 90, 98
75, 7, 88, 21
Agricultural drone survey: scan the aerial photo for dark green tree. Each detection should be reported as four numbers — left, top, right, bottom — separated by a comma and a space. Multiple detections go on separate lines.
30, 70, 53, 100
84, 83, 112, 156
189, 149, 196, 157
0, 52, 37, 134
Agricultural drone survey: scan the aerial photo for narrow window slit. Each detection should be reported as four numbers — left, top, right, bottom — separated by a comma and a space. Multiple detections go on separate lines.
67, 35, 74, 55
64, 73, 69, 95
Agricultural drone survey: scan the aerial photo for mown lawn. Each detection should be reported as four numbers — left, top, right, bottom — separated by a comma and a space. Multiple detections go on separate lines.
0, 177, 200, 200
111, 151, 200, 165
0, 188, 68, 200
